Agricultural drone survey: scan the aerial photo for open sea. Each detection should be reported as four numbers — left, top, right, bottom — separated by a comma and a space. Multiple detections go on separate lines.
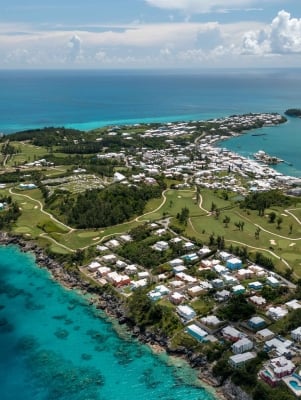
0, 245, 215, 400
0, 68, 301, 176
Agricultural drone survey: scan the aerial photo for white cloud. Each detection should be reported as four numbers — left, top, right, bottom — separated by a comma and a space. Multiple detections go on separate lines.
67, 34, 82, 61
242, 10, 301, 55
146, 0, 260, 14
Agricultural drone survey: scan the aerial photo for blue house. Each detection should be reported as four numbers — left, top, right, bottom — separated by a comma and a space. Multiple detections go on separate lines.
226, 257, 242, 271
248, 281, 263, 291
248, 316, 266, 330
186, 324, 208, 342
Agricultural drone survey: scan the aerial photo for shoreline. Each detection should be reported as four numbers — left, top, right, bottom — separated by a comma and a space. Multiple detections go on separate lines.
0, 232, 228, 400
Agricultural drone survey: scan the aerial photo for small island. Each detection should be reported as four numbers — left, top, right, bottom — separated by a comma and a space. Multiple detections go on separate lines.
284, 108, 301, 118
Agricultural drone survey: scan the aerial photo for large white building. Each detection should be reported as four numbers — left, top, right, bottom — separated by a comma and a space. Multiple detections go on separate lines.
232, 338, 253, 354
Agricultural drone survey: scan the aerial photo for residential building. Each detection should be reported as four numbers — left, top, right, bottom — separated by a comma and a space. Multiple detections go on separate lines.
186, 324, 208, 342
226, 257, 242, 271
248, 281, 263, 291
266, 276, 280, 288
248, 316, 266, 330
256, 328, 275, 341
222, 326, 243, 342
291, 327, 301, 342
267, 306, 288, 320
177, 305, 196, 321
170, 292, 185, 305
232, 338, 253, 354
229, 352, 257, 368
249, 295, 266, 308
232, 284, 245, 295
201, 315, 222, 327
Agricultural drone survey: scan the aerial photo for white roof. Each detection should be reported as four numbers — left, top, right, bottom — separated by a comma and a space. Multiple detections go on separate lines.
230, 352, 256, 364
187, 324, 208, 338
257, 328, 274, 339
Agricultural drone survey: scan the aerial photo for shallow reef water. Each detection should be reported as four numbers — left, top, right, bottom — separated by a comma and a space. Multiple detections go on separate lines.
0, 245, 215, 400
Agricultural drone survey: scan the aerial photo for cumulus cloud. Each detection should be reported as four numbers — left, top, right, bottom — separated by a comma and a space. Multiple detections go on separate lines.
242, 10, 301, 55
146, 0, 260, 14
67, 34, 82, 61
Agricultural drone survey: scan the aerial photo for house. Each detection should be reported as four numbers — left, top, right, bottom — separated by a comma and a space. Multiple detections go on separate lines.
236, 269, 254, 280
125, 265, 138, 275
201, 315, 222, 327
269, 356, 295, 378
264, 337, 293, 357
137, 271, 150, 280
212, 278, 224, 288
97, 266, 111, 277
96, 245, 108, 252
148, 285, 170, 301
169, 258, 184, 268
170, 292, 185, 305
232, 284, 245, 295
222, 326, 243, 342
198, 247, 211, 257
188, 286, 204, 297
223, 275, 239, 286
107, 272, 131, 287
248, 316, 266, 330
186, 324, 208, 342
183, 242, 195, 251
248, 281, 263, 291
102, 254, 117, 264
291, 327, 301, 342
153, 241, 169, 251
19, 183, 37, 190
176, 305, 196, 321
214, 264, 228, 275
173, 265, 187, 274
113, 172, 126, 182
249, 295, 266, 308
175, 272, 197, 284
267, 306, 288, 320
105, 239, 120, 248
119, 234, 133, 243
182, 253, 199, 263
131, 279, 148, 290
226, 257, 242, 271
256, 328, 275, 341
229, 352, 257, 368
232, 338, 253, 354
87, 261, 101, 272
116, 260, 127, 270
216, 289, 231, 302
286, 299, 301, 311
219, 251, 232, 261
266, 276, 280, 288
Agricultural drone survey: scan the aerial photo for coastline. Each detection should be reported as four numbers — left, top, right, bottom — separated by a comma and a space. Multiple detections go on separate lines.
0, 232, 227, 400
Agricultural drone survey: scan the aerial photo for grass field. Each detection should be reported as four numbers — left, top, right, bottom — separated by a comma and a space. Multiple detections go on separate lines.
6, 182, 301, 277
6, 142, 47, 166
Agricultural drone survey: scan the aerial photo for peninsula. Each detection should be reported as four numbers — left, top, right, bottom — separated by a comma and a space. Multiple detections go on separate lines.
1, 112, 301, 400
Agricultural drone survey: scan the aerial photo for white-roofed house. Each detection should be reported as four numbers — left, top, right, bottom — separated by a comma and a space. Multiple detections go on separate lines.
170, 292, 185, 305
232, 338, 253, 354
291, 327, 301, 342
229, 352, 256, 368
222, 326, 243, 342
267, 306, 288, 320
176, 305, 196, 321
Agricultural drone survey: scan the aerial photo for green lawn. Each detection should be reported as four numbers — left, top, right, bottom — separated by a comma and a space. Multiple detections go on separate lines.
7, 142, 48, 166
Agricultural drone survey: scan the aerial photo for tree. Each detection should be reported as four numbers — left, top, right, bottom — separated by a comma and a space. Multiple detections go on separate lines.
255, 227, 261, 240
223, 215, 231, 227
268, 211, 276, 223
276, 216, 283, 229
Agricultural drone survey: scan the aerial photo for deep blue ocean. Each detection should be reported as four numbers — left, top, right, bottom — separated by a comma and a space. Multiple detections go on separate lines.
0, 246, 215, 400
0, 68, 301, 176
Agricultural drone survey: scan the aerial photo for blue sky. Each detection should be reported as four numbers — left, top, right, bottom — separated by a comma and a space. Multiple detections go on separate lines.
1, 0, 301, 68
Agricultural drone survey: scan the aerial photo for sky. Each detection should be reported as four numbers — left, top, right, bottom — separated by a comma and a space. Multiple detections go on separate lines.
1, 0, 301, 69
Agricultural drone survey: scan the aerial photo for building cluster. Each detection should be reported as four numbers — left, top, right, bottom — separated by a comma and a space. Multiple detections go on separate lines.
83, 219, 301, 397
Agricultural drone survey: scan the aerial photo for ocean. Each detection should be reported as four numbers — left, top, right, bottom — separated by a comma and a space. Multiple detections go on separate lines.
0, 245, 214, 400
0, 68, 301, 176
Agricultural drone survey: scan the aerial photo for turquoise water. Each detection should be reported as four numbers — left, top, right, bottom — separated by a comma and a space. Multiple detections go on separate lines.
0, 245, 214, 400
219, 116, 301, 177
289, 380, 301, 390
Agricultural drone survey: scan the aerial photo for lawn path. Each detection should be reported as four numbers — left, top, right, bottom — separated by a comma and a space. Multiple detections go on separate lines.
10, 188, 75, 232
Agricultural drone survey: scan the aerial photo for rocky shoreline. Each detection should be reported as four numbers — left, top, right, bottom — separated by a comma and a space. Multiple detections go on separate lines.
0, 232, 249, 400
